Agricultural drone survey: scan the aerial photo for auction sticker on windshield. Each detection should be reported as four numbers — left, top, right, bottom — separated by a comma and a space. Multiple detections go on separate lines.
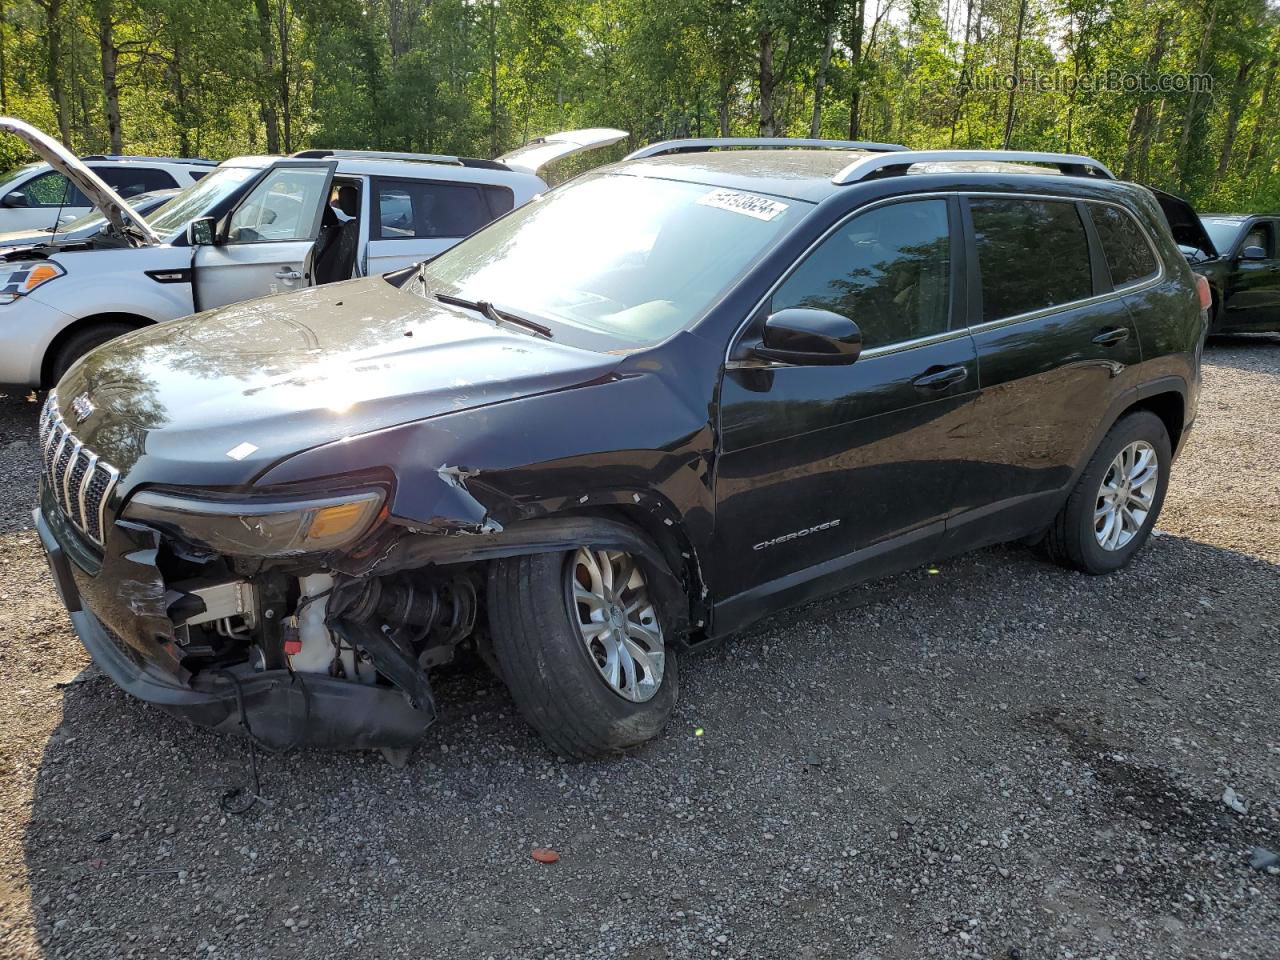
697, 189, 789, 221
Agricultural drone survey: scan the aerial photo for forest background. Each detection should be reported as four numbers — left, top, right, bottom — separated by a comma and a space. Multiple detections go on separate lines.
1, 0, 1276, 210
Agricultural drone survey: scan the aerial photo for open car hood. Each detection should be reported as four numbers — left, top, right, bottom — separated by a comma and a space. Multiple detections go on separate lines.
496, 128, 628, 177
1148, 186, 1217, 261
0, 117, 160, 246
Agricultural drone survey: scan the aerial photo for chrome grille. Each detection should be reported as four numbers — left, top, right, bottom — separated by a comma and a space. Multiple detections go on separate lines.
38, 393, 120, 546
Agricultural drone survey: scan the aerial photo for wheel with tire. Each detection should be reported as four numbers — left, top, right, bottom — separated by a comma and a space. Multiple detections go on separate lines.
1044, 410, 1170, 574
48, 322, 136, 386
488, 546, 679, 759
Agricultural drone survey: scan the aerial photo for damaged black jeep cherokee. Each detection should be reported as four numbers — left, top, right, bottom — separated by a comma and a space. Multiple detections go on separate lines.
35, 141, 1206, 761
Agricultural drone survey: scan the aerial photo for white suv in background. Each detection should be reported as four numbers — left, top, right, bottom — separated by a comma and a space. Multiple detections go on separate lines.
0, 118, 626, 387
0, 154, 213, 232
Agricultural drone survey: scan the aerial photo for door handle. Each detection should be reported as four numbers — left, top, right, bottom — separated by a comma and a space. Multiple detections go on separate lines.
911, 365, 968, 391
274, 269, 303, 280
1092, 327, 1130, 346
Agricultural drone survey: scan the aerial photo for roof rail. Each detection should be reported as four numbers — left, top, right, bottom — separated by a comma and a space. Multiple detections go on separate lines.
290, 148, 510, 171
832, 149, 1115, 185
625, 137, 908, 161
79, 154, 217, 165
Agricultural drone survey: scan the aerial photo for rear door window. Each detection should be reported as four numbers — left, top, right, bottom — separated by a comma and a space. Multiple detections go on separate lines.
19, 171, 87, 207
372, 178, 514, 240
969, 197, 1093, 322
90, 165, 179, 198
771, 198, 953, 350
1090, 204, 1158, 288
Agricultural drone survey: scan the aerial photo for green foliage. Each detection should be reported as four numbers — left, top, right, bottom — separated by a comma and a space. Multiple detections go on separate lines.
0, 0, 1276, 210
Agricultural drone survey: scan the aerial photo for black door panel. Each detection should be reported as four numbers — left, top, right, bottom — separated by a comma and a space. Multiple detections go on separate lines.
949, 295, 1140, 544
943, 195, 1142, 551
716, 334, 978, 599
712, 195, 973, 604
1222, 220, 1280, 330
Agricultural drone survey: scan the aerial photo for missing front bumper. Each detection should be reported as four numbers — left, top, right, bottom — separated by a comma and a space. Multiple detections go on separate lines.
36, 505, 436, 751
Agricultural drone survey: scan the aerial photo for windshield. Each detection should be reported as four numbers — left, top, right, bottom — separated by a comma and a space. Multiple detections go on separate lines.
146, 165, 262, 239
1202, 218, 1245, 254
51, 207, 109, 238
420, 173, 810, 345
50, 190, 167, 239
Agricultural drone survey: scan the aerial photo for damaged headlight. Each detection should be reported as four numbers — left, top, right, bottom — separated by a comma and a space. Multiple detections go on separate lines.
125, 488, 385, 557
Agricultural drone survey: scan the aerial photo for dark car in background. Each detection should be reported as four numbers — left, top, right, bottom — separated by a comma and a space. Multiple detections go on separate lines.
1152, 188, 1280, 334
35, 141, 1206, 764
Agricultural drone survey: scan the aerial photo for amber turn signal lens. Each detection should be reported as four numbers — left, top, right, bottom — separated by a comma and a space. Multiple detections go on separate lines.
307, 500, 373, 541
24, 264, 62, 291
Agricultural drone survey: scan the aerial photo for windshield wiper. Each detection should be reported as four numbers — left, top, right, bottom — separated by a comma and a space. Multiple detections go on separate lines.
435, 292, 553, 338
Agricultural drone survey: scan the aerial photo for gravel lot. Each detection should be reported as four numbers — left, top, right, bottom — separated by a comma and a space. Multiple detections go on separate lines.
1, 338, 1277, 960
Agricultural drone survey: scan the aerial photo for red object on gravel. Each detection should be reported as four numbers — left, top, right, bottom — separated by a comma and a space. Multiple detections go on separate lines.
531, 848, 560, 864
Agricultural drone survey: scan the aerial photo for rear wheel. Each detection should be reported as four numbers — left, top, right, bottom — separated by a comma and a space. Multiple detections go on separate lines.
488, 546, 679, 759
1043, 410, 1170, 574
48, 322, 136, 386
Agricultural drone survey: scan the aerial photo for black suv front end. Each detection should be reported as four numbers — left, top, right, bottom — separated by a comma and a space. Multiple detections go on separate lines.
34, 391, 439, 751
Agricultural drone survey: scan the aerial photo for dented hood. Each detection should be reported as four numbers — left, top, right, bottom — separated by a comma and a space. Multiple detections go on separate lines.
0, 116, 161, 244
55, 275, 624, 492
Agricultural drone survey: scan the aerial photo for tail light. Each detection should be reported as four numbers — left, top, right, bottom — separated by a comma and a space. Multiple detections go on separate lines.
1194, 274, 1212, 311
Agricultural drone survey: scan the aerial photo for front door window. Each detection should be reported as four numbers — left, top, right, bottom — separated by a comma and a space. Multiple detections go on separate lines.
227, 167, 330, 243
771, 198, 952, 349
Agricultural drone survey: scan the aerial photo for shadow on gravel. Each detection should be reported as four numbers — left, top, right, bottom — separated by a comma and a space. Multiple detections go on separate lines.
18, 532, 1280, 958
1203, 333, 1280, 373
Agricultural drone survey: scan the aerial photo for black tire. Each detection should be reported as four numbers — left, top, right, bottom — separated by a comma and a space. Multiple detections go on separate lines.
1043, 410, 1171, 574
48, 322, 136, 386
487, 548, 680, 760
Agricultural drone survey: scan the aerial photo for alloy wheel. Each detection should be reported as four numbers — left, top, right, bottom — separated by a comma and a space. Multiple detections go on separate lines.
1094, 440, 1159, 551
569, 547, 665, 702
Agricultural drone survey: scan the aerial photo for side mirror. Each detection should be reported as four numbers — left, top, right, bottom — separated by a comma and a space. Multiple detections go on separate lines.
1241, 244, 1267, 261
754, 307, 862, 365
187, 216, 217, 246
1, 191, 28, 208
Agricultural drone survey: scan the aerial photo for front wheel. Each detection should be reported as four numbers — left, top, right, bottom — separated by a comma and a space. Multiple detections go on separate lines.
1043, 410, 1171, 574
488, 546, 680, 759
48, 321, 136, 386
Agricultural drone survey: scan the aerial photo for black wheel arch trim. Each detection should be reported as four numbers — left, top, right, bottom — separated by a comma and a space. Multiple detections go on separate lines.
1068, 374, 1188, 493
332, 515, 697, 648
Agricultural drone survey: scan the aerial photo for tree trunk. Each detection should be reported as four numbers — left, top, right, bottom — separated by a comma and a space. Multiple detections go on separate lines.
44, 0, 73, 145
95, 0, 124, 153
949, 0, 975, 146
276, 1, 292, 152
1146, 97, 1168, 182
169, 44, 191, 157
488, 0, 499, 155
387, 0, 410, 60
1177, 1, 1218, 188
846, 0, 866, 139
253, 0, 281, 154
758, 27, 777, 136
810, 5, 837, 138
1244, 59, 1277, 173
1217, 56, 1257, 178
1120, 18, 1168, 180
0, 0, 9, 111
1002, 0, 1028, 149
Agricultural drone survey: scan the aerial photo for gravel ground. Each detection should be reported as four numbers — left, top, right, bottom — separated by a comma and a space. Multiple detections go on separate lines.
1, 337, 1277, 960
